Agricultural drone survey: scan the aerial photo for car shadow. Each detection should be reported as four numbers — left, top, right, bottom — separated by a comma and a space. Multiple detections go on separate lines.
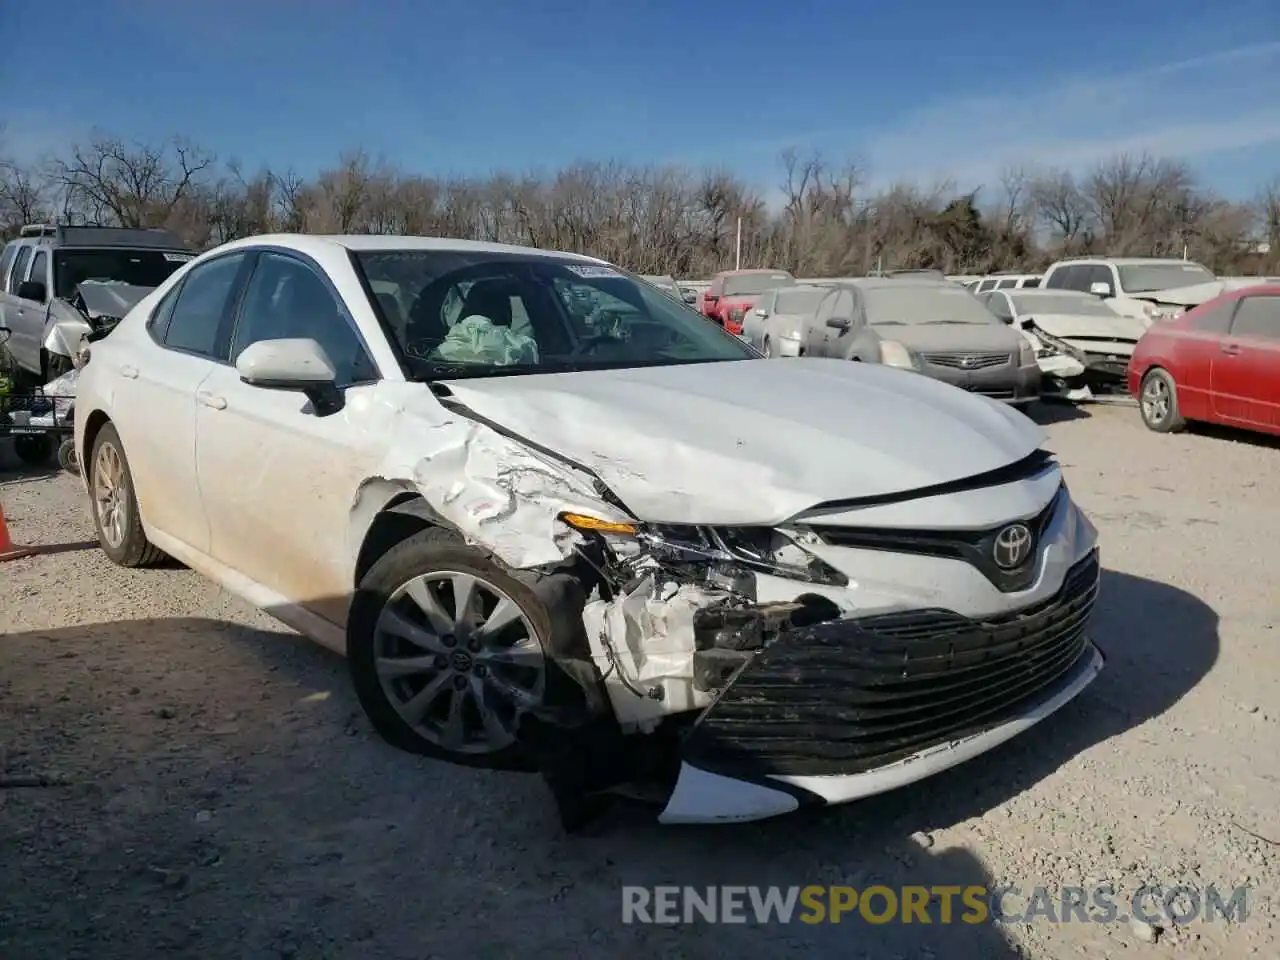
1185, 420, 1280, 450
1026, 399, 1090, 424
0, 566, 1216, 957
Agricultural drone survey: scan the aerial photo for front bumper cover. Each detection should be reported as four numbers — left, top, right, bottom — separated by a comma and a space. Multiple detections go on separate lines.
660, 548, 1103, 824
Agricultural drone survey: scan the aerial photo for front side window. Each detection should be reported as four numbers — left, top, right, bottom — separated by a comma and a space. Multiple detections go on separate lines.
1117, 261, 1214, 294
232, 253, 377, 385
164, 254, 246, 358
25, 251, 49, 301
1228, 295, 1280, 341
52, 248, 190, 300
7, 247, 32, 294
354, 252, 754, 379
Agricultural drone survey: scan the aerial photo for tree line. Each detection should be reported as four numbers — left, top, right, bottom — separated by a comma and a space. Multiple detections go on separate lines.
2, 129, 1278, 278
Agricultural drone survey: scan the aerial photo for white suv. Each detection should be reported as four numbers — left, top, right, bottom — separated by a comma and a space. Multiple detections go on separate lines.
1039, 257, 1224, 324
73, 233, 1104, 829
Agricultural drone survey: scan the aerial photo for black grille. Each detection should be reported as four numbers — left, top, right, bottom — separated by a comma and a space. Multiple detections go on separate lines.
806, 485, 1064, 593
921, 351, 1012, 370
681, 550, 1101, 779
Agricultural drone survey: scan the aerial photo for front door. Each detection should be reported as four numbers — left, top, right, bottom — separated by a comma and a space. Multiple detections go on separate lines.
1211, 294, 1280, 427
195, 250, 385, 626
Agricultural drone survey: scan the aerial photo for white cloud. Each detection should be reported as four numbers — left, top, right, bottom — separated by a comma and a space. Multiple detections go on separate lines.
859, 42, 1280, 191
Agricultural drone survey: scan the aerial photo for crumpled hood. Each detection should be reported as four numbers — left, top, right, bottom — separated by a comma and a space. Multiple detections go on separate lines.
1025, 312, 1147, 344
437, 358, 1045, 526
1133, 280, 1224, 307
74, 281, 154, 319
877, 322, 1022, 353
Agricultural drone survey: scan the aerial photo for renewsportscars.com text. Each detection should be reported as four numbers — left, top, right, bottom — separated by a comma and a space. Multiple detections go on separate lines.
621, 884, 1250, 926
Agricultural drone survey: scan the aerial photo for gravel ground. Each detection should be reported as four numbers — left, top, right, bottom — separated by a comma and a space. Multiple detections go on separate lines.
1, 403, 1276, 959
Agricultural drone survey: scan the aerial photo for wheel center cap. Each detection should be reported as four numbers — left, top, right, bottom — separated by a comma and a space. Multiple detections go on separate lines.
449, 650, 474, 672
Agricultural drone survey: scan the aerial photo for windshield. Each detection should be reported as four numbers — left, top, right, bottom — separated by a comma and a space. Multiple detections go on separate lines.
354, 251, 756, 379
1117, 262, 1214, 294
723, 273, 795, 296
1011, 293, 1117, 317
863, 286, 1000, 325
53, 248, 191, 300
774, 288, 828, 314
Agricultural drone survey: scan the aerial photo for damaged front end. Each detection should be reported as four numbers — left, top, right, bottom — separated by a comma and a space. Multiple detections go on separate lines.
49, 281, 155, 368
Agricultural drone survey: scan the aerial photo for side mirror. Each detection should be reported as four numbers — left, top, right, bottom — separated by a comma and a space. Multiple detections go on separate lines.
826, 317, 852, 332
0, 326, 10, 344
235, 338, 344, 416
17, 280, 46, 302
1089, 281, 1113, 297
754, 308, 769, 317
682, 292, 697, 304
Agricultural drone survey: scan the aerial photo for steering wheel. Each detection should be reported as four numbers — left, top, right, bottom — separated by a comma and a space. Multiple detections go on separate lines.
403, 339, 442, 360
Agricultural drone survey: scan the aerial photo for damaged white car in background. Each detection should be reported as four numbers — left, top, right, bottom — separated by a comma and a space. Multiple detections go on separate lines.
980, 288, 1148, 402
73, 234, 1105, 830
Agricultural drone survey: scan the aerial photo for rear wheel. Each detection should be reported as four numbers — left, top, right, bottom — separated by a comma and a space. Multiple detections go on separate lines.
1139, 368, 1185, 433
89, 423, 166, 566
348, 529, 556, 770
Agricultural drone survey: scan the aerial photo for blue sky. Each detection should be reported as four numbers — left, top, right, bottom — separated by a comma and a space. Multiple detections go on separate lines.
3, 0, 1279, 201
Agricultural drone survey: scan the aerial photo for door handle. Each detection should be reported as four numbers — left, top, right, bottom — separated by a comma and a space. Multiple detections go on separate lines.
197, 390, 227, 410
1220, 343, 1241, 356
119, 364, 139, 379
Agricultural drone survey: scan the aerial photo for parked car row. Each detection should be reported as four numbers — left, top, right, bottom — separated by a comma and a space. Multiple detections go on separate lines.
57, 230, 1107, 831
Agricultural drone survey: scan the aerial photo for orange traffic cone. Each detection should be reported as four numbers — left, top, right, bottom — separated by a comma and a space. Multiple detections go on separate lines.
0, 499, 35, 561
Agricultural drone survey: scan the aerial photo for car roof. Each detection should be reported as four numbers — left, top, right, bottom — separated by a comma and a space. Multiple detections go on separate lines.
1051, 256, 1205, 267
207, 233, 607, 263
841, 278, 955, 290
998, 288, 1093, 296
714, 268, 793, 277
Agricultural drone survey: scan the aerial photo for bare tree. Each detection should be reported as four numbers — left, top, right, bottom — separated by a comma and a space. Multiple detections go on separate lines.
1, 126, 1272, 278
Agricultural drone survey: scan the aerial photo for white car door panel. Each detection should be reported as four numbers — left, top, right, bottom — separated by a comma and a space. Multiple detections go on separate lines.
112, 252, 249, 553
196, 249, 384, 626
195, 369, 381, 625
113, 345, 217, 552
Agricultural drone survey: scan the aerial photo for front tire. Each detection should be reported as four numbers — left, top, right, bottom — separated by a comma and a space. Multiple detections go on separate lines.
88, 422, 165, 566
348, 528, 556, 770
1139, 368, 1185, 433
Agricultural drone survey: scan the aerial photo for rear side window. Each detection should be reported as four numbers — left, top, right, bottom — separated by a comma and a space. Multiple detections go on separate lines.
995, 278, 1016, 289
163, 254, 246, 358
1228, 295, 1280, 341
7, 247, 32, 294
1022, 277, 1041, 288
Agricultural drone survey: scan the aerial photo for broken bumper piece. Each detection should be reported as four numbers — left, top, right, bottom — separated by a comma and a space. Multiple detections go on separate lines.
660, 549, 1103, 824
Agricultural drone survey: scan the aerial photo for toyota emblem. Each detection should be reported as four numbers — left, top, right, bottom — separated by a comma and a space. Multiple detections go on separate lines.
992, 523, 1033, 570
960, 355, 977, 368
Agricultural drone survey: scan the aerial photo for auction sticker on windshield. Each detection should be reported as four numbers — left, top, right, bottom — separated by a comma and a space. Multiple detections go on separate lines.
163, 253, 194, 262
566, 265, 624, 279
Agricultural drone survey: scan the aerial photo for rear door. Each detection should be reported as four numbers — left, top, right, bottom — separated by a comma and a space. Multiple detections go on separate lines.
1212, 294, 1280, 427
112, 252, 252, 554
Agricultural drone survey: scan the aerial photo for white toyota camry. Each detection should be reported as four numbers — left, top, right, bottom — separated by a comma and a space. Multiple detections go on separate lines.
73, 234, 1104, 828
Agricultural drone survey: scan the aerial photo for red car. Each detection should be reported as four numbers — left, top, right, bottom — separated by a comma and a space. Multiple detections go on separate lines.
700, 269, 795, 335
1127, 285, 1280, 436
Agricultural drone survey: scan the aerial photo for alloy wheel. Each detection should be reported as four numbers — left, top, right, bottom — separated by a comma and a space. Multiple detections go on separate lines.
373, 570, 545, 754
1141, 376, 1170, 425
93, 441, 127, 549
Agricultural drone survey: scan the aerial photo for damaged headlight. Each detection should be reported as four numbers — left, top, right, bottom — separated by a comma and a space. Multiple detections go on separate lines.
560, 514, 848, 587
